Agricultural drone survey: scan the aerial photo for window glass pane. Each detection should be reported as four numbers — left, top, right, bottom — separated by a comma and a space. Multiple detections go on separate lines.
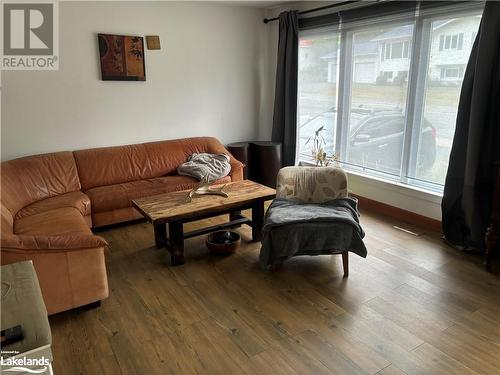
297, 32, 340, 164
403, 41, 409, 58
344, 23, 413, 176
451, 34, 458, 48
412, 13, 482, 186
391, 42, 403, 58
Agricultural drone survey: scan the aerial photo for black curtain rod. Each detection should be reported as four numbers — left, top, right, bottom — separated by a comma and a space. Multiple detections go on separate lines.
263, 1, 359, 24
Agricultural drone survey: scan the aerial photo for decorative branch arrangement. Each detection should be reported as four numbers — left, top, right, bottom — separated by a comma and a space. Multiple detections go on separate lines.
305, 126, 339, 167
185, 175, 228, 203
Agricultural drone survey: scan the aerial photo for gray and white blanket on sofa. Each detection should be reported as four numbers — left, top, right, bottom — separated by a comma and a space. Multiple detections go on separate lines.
260, 197, 367, 269
177, 153, 231, 182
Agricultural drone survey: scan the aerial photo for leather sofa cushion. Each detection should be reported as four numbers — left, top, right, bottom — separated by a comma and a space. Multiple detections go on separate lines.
86, 174, 231, 213
15, 192, 91, 220
14, 208, 91, 237
73, 137, 229, 190
1, 152, 81, 216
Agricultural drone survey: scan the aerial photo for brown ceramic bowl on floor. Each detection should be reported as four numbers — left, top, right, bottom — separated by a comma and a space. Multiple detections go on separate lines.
206, 231, 241, 255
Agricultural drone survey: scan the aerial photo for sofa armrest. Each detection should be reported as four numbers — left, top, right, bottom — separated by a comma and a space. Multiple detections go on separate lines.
1, 233, 108, 253
228, 156, 244, 181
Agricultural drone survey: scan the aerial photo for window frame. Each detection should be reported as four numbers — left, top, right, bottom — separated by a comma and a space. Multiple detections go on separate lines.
338, 18, 415, 179
405, 8, 481, 190
439, 32, 464, 51
296, 3, 483, 194
384, 40, 411, 60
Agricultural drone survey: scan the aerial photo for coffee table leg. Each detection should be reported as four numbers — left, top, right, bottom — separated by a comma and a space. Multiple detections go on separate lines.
169, 221, 185, 266
252, 201, 264, 242
154, 223, 167, 249
229, 210, 241, 220
229, 210, 242, 227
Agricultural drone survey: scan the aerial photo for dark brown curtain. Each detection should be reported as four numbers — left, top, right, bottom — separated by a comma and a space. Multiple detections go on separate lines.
272, 11, 299, 167
442, 2, 500, 250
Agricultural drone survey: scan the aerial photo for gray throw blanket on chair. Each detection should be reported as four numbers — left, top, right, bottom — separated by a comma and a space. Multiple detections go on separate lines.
177, 153, 231, 182
260, 197, 367, 269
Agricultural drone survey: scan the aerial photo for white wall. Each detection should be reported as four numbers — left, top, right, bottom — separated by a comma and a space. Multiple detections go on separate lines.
1, 1, 266, 160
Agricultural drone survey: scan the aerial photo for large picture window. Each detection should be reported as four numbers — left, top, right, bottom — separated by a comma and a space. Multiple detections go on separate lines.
297, 5, 482, 192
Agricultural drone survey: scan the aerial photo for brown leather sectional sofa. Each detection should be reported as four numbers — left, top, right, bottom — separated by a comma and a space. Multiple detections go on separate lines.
1, 137, 243, 314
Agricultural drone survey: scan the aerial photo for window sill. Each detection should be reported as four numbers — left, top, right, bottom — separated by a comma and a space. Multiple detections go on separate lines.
343, 168, 443, 205
345, 169, 443, 220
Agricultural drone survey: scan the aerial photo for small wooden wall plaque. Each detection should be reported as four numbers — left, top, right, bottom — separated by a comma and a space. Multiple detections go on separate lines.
146, 35, 161, 50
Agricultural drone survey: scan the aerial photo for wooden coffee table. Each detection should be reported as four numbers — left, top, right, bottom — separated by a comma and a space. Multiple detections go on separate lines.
132, 180, 276, 265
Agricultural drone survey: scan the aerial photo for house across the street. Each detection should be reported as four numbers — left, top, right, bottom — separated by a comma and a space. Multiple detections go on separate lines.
315, 16, 481, 86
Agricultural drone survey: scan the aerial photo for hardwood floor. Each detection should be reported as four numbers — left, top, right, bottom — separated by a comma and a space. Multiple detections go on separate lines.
49, 207, 500, 375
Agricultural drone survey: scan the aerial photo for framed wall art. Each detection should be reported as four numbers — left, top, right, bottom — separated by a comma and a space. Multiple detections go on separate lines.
98, 33, 146, 81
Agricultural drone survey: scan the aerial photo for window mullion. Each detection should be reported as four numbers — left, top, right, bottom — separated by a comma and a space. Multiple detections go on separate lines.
400, 11, 425, 183
403, 17, 432, 182
336, 29, 352, 162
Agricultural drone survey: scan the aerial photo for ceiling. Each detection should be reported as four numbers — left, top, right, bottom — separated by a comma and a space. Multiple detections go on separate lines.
207, 1, 298, 8
61, 0, 316, 10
